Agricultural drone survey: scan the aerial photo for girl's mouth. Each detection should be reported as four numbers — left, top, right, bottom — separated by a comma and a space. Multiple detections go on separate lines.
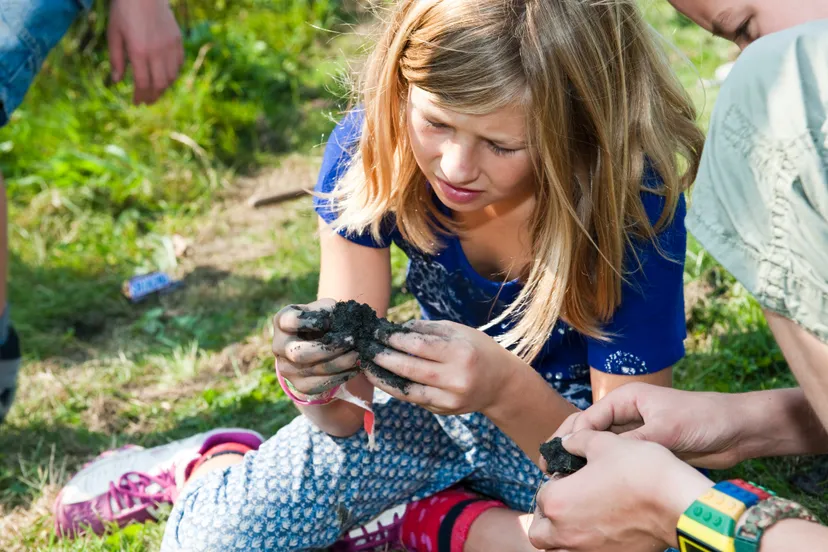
434, 176, 482, 205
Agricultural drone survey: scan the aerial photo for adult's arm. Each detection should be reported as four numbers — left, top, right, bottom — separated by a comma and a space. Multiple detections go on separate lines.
108, 0, 183, 104
765, 311, 828, 441
556, 383, 828, 468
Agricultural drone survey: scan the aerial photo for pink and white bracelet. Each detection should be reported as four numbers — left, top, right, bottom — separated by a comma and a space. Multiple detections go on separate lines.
275, 361, 377, 450
276, 367, 341, 406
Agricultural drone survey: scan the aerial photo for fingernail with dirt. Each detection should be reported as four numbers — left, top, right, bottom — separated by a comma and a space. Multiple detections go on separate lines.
297, 308, 332, 332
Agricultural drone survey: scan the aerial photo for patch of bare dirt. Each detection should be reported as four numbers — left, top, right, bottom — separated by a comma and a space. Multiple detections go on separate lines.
205, 336, 272, 375
83, 393, 131, 434
179, 154, 322, 273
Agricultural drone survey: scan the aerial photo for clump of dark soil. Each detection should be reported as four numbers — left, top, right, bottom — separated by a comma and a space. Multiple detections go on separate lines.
540, 437, 587, 476
299, 300, 413, 393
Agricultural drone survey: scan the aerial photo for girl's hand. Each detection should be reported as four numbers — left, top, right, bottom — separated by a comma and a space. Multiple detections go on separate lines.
529, 430, 713, 552
364, 320, 518, 415
271, 299, 360, 396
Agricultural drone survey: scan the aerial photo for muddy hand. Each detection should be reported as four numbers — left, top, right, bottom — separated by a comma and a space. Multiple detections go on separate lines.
272, 299, 360, 396
364, 320, 516, 415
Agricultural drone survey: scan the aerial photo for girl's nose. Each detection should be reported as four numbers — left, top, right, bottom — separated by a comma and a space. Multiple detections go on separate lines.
439, 141, 479, 186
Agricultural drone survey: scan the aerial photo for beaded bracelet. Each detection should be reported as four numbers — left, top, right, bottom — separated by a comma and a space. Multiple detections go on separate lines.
735, 496, 821, 552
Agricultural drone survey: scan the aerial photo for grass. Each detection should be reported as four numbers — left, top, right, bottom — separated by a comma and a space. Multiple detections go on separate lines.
0, 1, 824, 550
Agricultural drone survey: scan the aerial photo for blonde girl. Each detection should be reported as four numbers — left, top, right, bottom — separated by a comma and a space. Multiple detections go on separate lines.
157, 1, 702, 550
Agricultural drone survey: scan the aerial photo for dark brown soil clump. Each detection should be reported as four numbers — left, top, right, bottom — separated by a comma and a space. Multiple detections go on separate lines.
299, 300, 413, 393
540, 437, 587, 475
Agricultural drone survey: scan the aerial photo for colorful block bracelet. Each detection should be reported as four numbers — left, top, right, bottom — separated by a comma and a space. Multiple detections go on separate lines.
677, 480, 776, 552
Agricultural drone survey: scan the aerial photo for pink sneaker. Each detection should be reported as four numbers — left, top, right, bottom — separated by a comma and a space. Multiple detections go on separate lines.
53, 428, 263, 538
331, 503, 411, 552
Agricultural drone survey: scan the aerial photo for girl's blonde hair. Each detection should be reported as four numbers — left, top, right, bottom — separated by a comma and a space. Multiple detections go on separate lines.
332, 0, 704, 362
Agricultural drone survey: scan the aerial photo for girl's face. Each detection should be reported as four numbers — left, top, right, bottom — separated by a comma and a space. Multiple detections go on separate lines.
669, 0, 828, 49
406, 86, 535, 213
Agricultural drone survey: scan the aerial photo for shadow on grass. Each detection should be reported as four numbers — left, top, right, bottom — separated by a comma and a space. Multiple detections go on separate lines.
10, 256, 321, 361
11, 250, 414, 363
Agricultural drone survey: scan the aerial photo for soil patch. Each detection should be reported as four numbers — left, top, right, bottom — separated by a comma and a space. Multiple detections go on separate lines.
540, 437, 587, 476
299, 300, 413, 393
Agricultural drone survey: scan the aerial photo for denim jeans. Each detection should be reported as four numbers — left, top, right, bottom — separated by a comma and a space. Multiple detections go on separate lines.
0, 0, 87, 127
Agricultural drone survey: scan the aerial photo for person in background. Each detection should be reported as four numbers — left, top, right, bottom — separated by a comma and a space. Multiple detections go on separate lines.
529, 4, 828, 551
0, 0, 183, 423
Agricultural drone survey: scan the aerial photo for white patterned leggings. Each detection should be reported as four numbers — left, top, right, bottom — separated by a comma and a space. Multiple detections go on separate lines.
160, 385, 591, 552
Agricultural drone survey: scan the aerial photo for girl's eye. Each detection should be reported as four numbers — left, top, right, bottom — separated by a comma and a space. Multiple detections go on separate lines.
425, 119, 448, 130
488, 142, 518, 156
737, 17, 755, 43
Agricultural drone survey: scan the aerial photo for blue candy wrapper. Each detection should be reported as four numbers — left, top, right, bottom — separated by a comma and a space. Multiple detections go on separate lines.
123, 272, 181, 302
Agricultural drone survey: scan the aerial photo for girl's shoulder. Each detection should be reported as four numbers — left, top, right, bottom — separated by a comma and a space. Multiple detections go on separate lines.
317, 110, 365, 196
324, 109, 365, 161
314, 109, 399, 249
639, 164, 687, 228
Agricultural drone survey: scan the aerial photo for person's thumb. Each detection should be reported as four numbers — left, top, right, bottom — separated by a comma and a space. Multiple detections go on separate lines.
570, 383, 647, 434
617, 427, 653, 442
616, 423, 680, 451
560, 429, 611, 459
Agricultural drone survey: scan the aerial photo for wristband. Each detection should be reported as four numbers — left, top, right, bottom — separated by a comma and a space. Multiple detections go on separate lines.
677, 480, 773, 552
735, 496, 820, 552
276, 366, 340, 406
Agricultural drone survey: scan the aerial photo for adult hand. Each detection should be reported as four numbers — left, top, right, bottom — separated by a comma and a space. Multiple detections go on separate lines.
529, 430, 713, 552
554, 383, 747, 469
364, 320, 518, 415
108, 0, 184, 105
272, 299, 360, 396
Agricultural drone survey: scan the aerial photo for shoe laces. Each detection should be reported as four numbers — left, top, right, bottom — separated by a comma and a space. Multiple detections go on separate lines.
106, 469, 176, 513
342, 510, 405, 550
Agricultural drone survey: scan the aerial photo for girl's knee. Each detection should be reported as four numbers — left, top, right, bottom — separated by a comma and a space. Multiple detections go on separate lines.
164, 449, 348, 550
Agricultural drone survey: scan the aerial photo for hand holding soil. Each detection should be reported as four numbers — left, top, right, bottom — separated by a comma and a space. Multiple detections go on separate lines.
298, 300, 416, 393
529, 430, 714, 552
365, 319, 520, 416
271, 299, 361, 396
274, 300, 521, 416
